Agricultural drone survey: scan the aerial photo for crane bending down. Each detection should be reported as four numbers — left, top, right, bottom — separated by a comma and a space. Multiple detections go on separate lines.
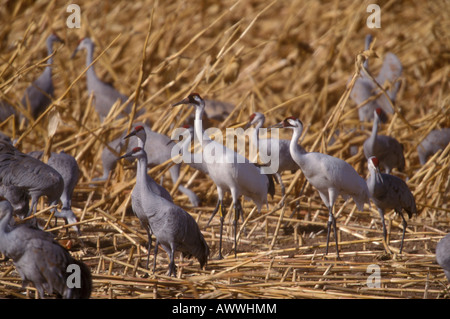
28, 150, 81, 234
363, 108, 405, 174
172, 93, 275, 259
244, 112, 305, 200
71, 37, 143, 122
271, 117, 370, 258
120, 147, 209, 276
366, 156, 417, 254
0, 200, 92, 298
436, 232, 450, 282
122, 126, 173, 269
94, 122, 200, 207
350, 34, 402, 123
0, 141, 64, 219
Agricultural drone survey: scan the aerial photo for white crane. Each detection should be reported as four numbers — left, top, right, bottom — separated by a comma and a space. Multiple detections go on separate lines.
417, 128, 450, 165
172, 93, 275, 259
350, 34, 402, 123
436, 232, 450, 282
94, 122, 200, 207
244, 112, 305, 199
119, 147, 209, 276
271, 117, 370, 258
71, 37, 142, 122
363, 108, 405, 174
0, 200, 92, 298
366, 156, 417, 253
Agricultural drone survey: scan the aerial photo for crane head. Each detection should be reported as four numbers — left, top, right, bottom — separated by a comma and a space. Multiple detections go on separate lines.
70, 37, 92, 59
374, 107, 388, 123
119, 147, 144, 160
124, 125, 146, 143
172, 93, 204, 108
368, 156, 383, 183
244, 112, 265, 129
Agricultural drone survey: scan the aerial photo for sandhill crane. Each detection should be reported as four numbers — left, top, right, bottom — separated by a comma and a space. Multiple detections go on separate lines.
366, 156, 417, 254
119, 147, 209, 276
0, 141, 64, 219
417, 128, 450, 165
28, 150, 80, 234
0, 200, 92, 298
94, 122, 200, 207
21, 33, 63, 121
350, 34, 402, 123
71, 37, 142, 122
363, 108, 405, 174
172, 93, 275, 259
436, 232, 450, 282
244, 112, 305, 199
272, 117, 370, 258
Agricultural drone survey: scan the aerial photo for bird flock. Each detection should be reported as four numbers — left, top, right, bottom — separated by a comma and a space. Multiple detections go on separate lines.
0, 33, 449, 299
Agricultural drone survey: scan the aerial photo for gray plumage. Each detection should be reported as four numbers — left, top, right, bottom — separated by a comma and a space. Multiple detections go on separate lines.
366, 156, 417, 253
272, 117, 370, 258
0, 100, 19, 124
417, 128, 450, 165
173, 93, 275, 259
71, 37, 142, 122
350, 34, 402, 123
21, 33, 63, 120
0, 141, 64, 219
28, 150, 80, 233
120, 147, 209, 276
0, 200, 91, 298
436, 232, 450, 282
245, 112, 305, 198
94, 122, 200, 207
363, 108, 405, 174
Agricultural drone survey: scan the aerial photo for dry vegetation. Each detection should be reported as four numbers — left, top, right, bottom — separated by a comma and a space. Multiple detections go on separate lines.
0, 0, 449, 299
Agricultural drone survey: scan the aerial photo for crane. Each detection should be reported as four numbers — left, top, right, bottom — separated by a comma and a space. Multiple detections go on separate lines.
271, 117, 370, 258
28, 150, 81, 234
363, 108, 405, 174
119, 147, 209, 276
244, 112, 305, 199
0, 200, 92, 298
94, 122, 200, 207
350, 34, 402, 123
172, 93, 275, 259
21, 33, 63, 121
436, 232, 450, 282
0, 141, 64, 220
366, 156, 417, 253
71, 37, 142, 122
417, 128, 450, 165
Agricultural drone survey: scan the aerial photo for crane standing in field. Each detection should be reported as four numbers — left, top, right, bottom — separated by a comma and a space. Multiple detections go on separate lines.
244, 112, 305, 200
417, 128, 450, 165
366, 156, 417, 254
172, 93, 274, 259
119, 147, 209, 276
363, 108, 405, 174
271, 117, 370, 258
0, 200, 92, 298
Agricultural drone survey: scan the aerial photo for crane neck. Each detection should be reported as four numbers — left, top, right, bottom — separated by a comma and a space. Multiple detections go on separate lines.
368, 114, 379, 147
194, 103, 207, 146
45, 38, 56, 73
136, 154, 149, 185
289, 124, 305, 163
84, 42, 98, 81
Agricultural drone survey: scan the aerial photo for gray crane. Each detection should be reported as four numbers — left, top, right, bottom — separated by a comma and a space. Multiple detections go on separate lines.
436, 232, 450, 282
0, 200, 92, 298
417, 128, 450, 165
350, 34, 402, 123
122, 126, 173, 269
366, 156, 417, 253
94, 122, 200, 207
173, 93, 275, 259
21, 33, 63, 121
119, 147, 209, 276
271, 117, 370, 258
28, 150, 80, 234
0, 141, 64, 219
71, 37, 142, 122
244, 112, 305, 199
363, 108, 405, 174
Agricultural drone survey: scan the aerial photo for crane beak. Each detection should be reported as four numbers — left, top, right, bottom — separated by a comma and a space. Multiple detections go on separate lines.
268, 122, 283, 129
172, 98, 190, 107
124, 130, 137, 140
119, 151, 133, 160
243, 121, 253, 130
70, 47, 79, 59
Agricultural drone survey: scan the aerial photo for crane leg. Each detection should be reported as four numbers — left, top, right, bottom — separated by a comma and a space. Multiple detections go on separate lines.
378, 209, 392, 254
152, 240, 159, 274
145, 229, 152, 270
325, 207, 340, 259
398, 211, 408, 254
168, 247, 176, 277
207, 199, 222, 227
233, 200, 243, 258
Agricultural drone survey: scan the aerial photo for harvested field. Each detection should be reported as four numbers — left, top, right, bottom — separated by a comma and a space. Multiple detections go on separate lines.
0, 0, 449, 300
